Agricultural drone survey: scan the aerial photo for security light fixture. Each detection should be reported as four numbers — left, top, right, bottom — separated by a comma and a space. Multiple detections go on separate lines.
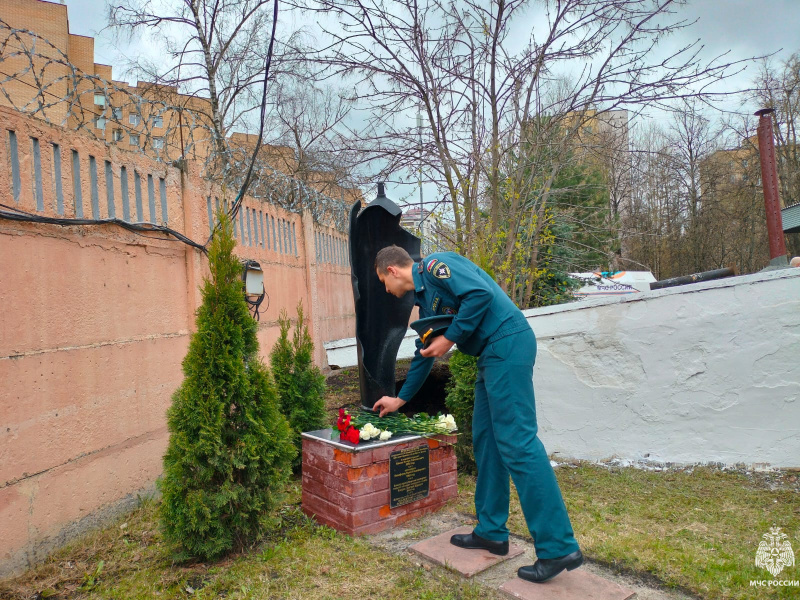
244, 261, 264, 295
242, 260, 267, 320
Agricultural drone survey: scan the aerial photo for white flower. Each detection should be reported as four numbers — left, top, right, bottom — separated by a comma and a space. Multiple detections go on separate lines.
379, 430, 392, 441
360, 422, 381, 440
436, 414, 457, 433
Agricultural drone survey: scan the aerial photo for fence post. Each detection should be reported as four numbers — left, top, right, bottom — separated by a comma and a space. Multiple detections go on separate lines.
301, 210, 327, 368
180, 163, 203, 331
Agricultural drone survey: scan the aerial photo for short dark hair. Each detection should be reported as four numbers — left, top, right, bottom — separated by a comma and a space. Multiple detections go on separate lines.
375, 245, 413, 273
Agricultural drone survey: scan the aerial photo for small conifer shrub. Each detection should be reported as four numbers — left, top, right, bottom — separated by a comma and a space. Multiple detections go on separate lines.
159, 213, 296, 560
270, 303, 327, 468
445, 349, 478, 474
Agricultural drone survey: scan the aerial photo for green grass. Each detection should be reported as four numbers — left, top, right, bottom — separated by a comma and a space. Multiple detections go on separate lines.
0, 482, 498, 600
454, 464, 800, 599
4, 465, 796, 599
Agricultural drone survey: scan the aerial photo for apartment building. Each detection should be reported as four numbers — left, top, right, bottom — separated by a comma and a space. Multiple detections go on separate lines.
0, 0, 215, 160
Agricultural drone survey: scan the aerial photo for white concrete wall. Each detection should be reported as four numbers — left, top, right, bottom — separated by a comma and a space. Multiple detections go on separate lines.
325, 330, 418, 369
528, 268, 800, 468
324, 268, 800, 468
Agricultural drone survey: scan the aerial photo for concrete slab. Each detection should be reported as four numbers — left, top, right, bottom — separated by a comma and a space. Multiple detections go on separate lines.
409, 526, 525, 578
499, 570, 636, 600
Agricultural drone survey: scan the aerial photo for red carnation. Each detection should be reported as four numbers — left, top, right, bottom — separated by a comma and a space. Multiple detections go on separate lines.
342, 426, 360, 444
337, 409, 350, 432
336, 408, 360, 444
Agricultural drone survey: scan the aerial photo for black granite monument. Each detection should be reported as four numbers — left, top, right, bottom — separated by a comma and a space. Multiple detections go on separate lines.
349, 183, 421, 410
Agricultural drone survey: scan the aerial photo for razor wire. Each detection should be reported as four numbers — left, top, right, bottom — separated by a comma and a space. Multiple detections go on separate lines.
0, 19, 351, 231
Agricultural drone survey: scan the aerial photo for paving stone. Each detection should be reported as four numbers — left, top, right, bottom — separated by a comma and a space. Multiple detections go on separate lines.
499, 570, 636, 600
409, 525, 525, 578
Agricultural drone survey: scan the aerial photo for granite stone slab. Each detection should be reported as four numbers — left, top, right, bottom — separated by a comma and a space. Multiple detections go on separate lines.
409, 526, 525, 578
499, 570, 635, 600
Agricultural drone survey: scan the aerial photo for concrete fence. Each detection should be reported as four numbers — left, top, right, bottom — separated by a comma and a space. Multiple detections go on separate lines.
0, 106, 355, 576
326, 268, 800, 469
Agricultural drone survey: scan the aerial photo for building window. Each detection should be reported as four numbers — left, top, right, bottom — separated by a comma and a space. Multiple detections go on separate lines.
112, 129, 123, 142
129, 114, 140, 126
94, 117, 106, 130
152, 116, 163, 128
94, 94, 106, 106
152, 137, 165, 150
111, 107, 123, 120
129, 134, 140, 146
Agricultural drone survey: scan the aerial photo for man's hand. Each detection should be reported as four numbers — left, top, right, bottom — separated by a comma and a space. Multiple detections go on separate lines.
373, 396, 406, 417
420, 335, 455, 358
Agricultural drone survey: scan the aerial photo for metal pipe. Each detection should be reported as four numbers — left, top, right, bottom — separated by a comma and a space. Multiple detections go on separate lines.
649, 268, 735, 291
755, 108, 788, 264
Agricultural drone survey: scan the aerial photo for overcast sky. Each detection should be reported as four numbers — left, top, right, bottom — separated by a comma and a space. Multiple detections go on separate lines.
66, 0, 800, 81
71, 0, 800, 88
60, 0, 800, 204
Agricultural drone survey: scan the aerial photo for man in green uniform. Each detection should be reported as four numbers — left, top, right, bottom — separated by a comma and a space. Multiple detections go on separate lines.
373, 245, 582, 583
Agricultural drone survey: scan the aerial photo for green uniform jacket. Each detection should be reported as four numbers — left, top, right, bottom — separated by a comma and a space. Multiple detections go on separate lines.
398, 252, 530, 402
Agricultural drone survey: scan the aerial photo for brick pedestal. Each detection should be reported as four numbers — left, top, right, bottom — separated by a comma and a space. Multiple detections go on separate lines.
301, 429, 458, 536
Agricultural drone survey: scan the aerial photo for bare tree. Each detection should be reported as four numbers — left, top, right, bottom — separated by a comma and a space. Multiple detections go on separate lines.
267, 78, 359, 194
624, 122, 681, 278
107, 0, 288, 159
665, 100, 722, 272
296, 0, 752, 295
623, 109, 773, 279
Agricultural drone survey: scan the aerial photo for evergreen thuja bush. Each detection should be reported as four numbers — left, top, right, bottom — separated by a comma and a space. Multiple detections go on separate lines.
270, 303, 327, 468
159, 213, 296, 560
445, 349, 479, 475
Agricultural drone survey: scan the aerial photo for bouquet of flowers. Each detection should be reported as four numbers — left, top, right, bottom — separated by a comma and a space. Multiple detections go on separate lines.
336, 408, 457, 445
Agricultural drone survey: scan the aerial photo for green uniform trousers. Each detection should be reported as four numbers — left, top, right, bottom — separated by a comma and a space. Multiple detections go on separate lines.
472, 326, 579, 559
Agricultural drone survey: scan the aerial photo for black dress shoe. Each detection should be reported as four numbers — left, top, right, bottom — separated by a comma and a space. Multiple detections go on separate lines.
518, 549, 583, 583
450, 531, 509, 556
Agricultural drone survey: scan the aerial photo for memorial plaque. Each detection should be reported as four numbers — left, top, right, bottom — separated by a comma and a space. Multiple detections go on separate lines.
390, 445, 430, 508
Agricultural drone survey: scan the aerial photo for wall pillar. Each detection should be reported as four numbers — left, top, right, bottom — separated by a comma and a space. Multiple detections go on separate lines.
178, 163, 211, 332
301, 210, 326, 368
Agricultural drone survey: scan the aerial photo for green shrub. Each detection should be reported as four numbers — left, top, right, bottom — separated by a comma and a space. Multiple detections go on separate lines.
158, 213, 296, 560
445, 349, 478, 474
270, 303, 327, 469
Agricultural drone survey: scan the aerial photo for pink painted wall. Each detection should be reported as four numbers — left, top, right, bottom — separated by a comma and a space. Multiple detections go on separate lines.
0, 106, 355, 575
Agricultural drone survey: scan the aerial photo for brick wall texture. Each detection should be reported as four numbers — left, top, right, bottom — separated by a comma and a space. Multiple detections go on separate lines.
0, 104, 355, 576
301, 435, 458, 537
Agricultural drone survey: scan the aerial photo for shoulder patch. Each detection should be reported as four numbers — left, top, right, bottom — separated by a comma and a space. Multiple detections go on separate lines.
417, 261, 424, 273
426, 258, 438, 273
433, 262, 451, 279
